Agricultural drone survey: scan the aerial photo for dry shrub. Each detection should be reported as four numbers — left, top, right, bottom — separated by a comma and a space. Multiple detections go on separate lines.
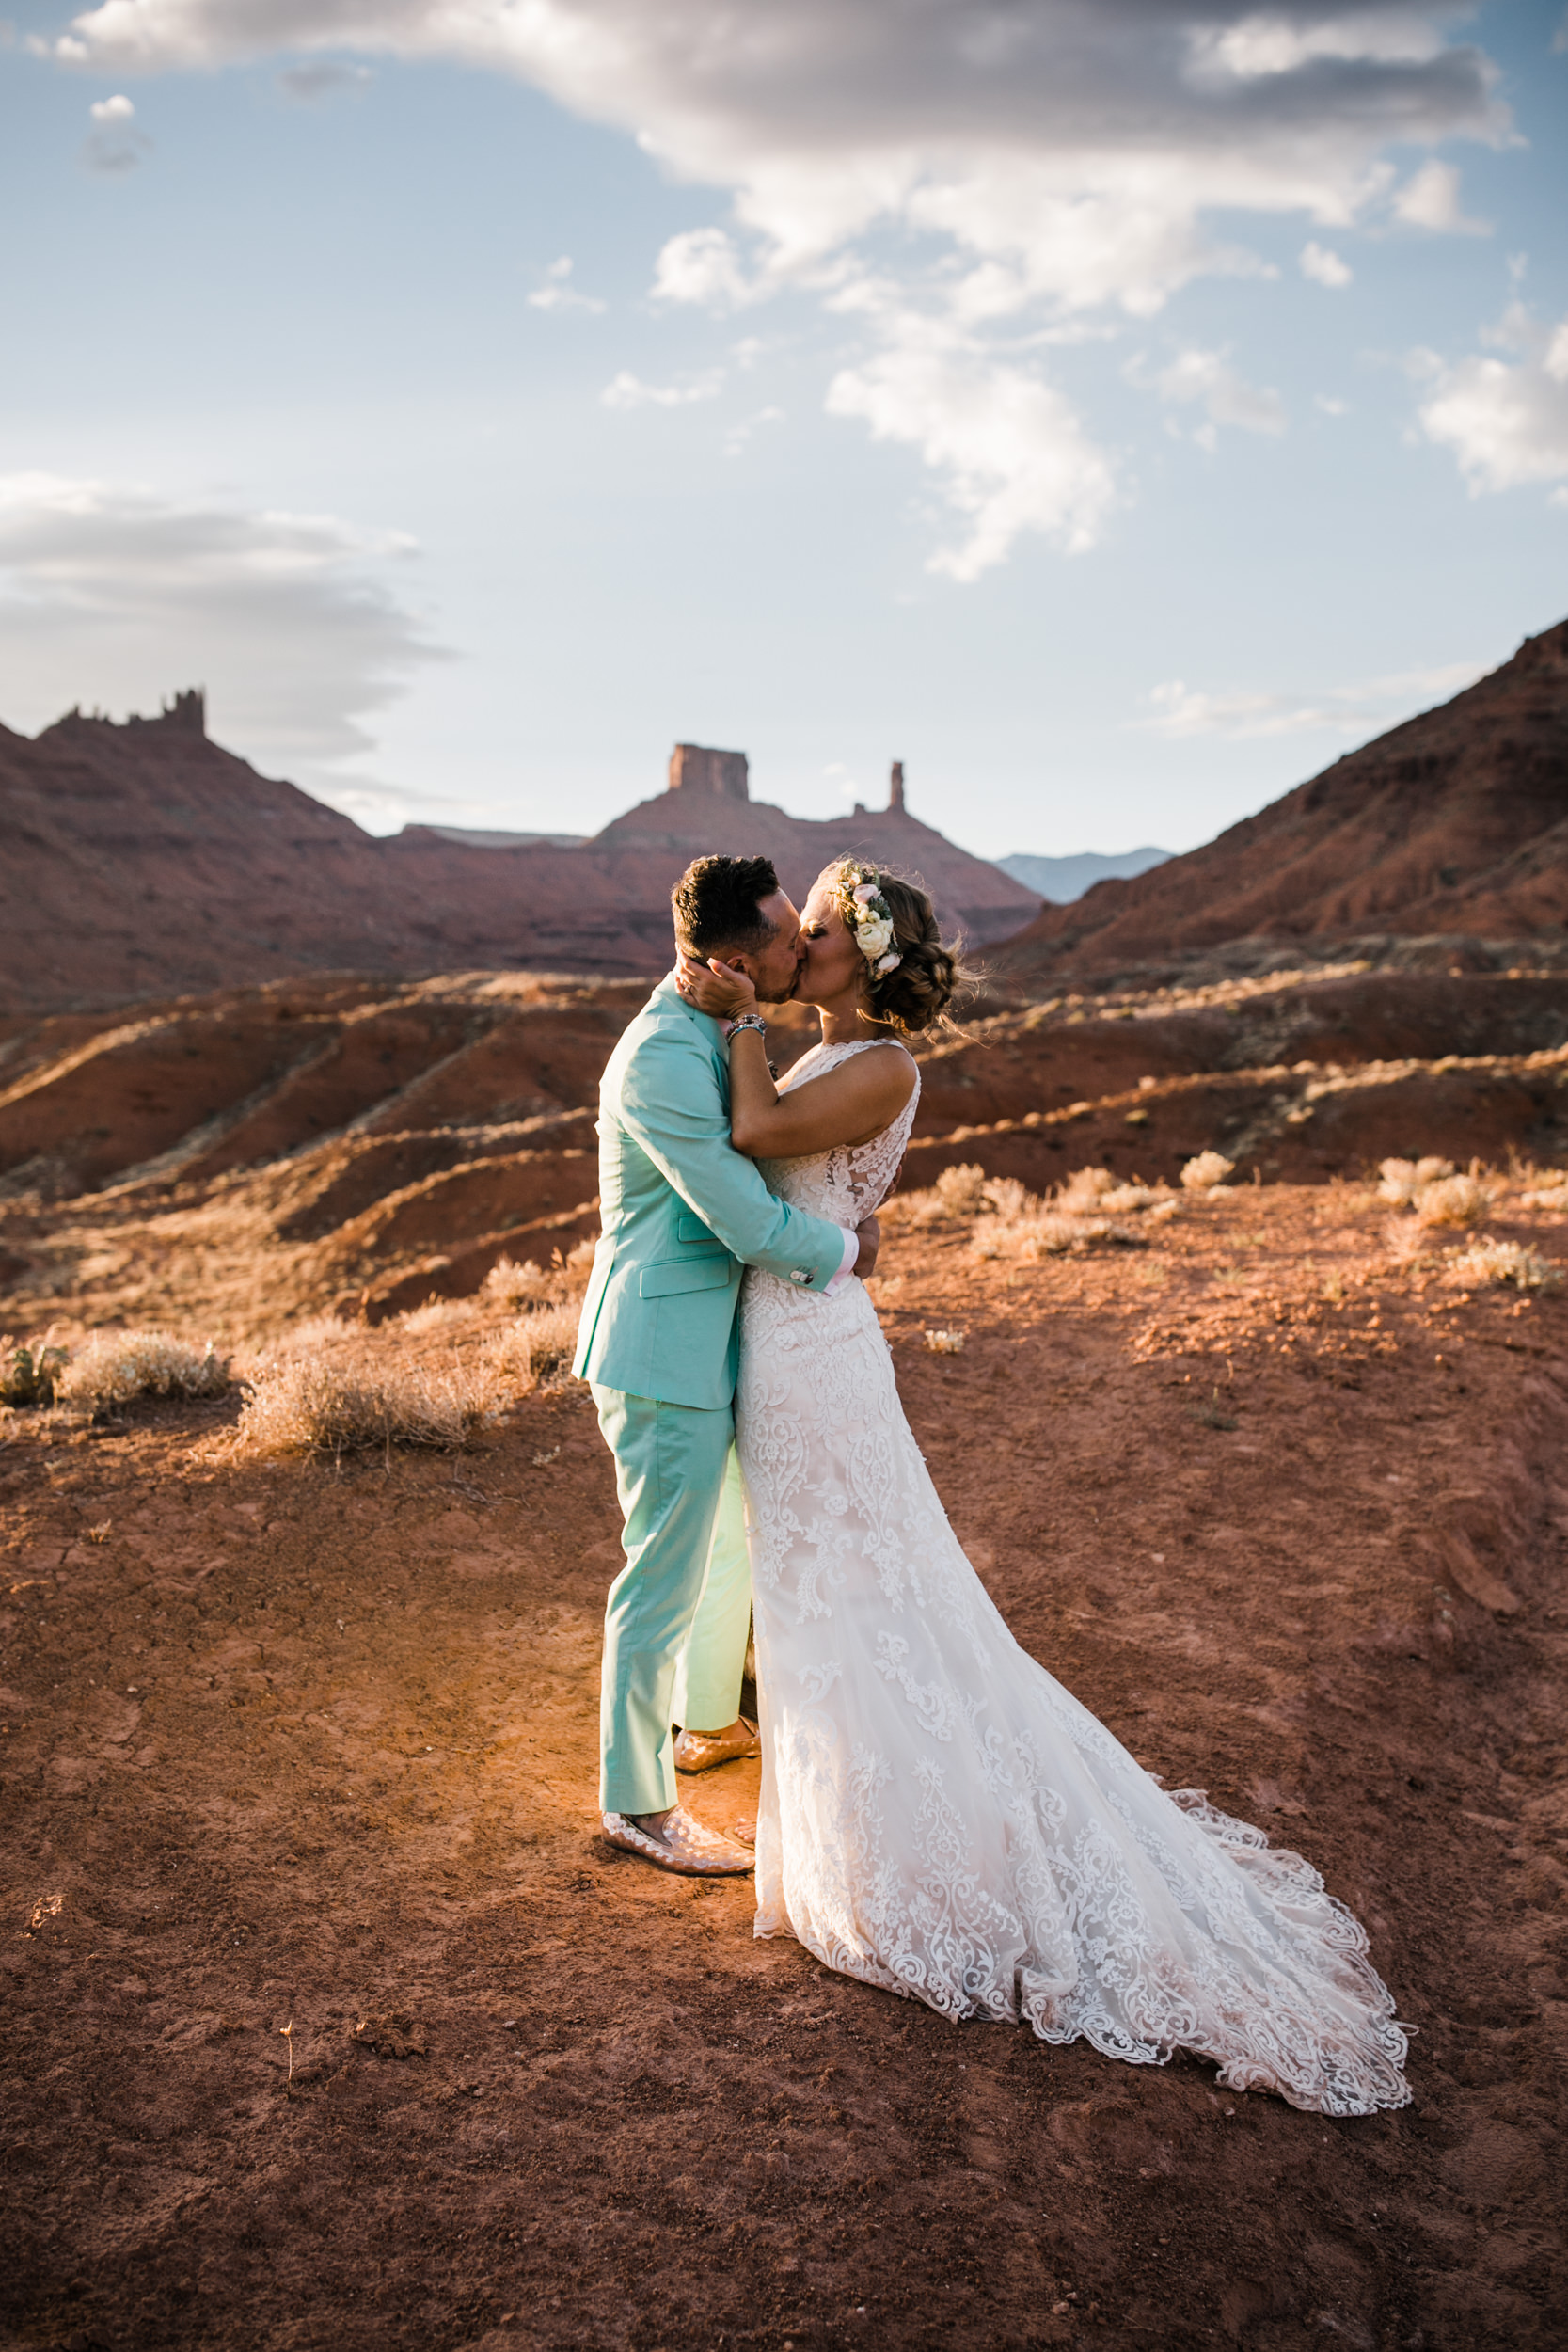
1101, 1182, 1164, 1213
1520, 1179, 1568, 1212
398, 1296, 472, 1336
922, 1327, 967, 1353
973, 1186, 1142, 1262
58, 1330, 230, 1416
1180, 1152, 1234, 1192
885, 1163, 989, 1226
1058, 1165, 1116, 1212
479, 1299, 580, 1388
1446, 1238, 1560, 1292
1416, 1172, 1492, 1230
1378, 1155, 1454, 1207
234, 1355, 499, 1457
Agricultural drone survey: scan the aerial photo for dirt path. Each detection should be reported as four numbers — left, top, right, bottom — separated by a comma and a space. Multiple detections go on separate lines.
3, 1190, 1566, 2351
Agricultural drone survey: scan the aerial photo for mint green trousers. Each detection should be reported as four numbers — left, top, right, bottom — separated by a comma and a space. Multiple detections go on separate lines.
591, 1384, 752, 1816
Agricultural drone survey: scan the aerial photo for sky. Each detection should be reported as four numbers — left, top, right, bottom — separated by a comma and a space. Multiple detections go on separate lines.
1, 2, 1565, 864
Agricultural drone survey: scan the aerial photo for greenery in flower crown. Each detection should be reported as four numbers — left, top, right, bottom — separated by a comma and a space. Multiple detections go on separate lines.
834, 866, 903, 977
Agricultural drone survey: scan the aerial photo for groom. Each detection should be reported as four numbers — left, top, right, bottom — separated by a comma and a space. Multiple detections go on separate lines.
574, 854, 877, 1875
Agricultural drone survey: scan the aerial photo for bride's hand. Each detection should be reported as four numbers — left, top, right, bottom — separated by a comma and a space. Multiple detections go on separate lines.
676, 954, 760, 1021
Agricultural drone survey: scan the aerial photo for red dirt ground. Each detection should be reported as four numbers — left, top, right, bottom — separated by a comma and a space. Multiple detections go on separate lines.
4, 1183, 1566, 2352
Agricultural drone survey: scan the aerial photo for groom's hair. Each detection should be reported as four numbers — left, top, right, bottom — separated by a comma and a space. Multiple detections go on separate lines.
672, 854, 781, 959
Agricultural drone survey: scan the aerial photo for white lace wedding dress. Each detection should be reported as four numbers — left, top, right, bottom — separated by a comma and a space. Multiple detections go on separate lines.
735, 1038, 1410, 2116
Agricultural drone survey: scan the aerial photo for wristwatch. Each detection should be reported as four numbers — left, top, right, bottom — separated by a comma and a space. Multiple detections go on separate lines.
729, 1013, 768, 1038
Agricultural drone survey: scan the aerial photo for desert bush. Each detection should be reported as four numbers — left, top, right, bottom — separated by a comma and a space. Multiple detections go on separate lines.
884, 1163, 989, 1225
481, 1299, 581, 1388
58, 1330, 230, 1416
1446, 1238, 1560, 1292
1101, 1182, 1166, 1214
483, 1256, 558, 1310
1415, 1172, 1492, 1230
1058, 1165, 1116, 1212
234, 1355, 499, 1457
922, 1327, 967, 1353
1520, 1179, 1568, 1212
1180, 1152, 1235, 1191
0, 1338, 69, 1408
1377, 1155, 1454, 1207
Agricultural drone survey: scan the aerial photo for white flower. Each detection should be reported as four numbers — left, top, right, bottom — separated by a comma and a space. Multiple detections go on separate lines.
875, 950, 902, 975
857, 914, 894, 958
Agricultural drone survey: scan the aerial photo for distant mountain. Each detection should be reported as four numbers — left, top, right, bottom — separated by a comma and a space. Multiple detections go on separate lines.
999, 620, 1568, 981
998, 847, 1171, 903
0, 709, 1038, 1014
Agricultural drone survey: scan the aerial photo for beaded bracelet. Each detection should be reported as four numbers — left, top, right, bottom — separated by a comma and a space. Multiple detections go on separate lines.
729, 1013, 768, 1038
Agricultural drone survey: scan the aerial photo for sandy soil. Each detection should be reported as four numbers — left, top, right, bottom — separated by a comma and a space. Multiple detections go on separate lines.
3, 1185, 1567, 2352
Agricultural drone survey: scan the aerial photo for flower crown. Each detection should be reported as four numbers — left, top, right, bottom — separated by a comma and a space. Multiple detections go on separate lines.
837, 867, 902, 976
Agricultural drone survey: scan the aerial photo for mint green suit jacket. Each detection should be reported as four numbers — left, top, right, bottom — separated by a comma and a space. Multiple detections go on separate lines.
572, 976, 848, 1411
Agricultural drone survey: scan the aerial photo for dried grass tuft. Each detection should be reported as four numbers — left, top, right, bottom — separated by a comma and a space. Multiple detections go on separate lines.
1415, 1172, 1492, 1230
1446, 1238, 1560, 1292
234, 1354, 499, 1457
922, 1327, 967, 1353
1180, 1152, 1235, 1192
58, 1330, 230, 1416
1377, 1155, 1454, 1207
1520, 1180, 1568, 1212
885, 1163, 989, 1226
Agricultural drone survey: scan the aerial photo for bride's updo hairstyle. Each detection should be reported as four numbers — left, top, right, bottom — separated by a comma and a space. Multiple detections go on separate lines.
826, 859, 967, 1036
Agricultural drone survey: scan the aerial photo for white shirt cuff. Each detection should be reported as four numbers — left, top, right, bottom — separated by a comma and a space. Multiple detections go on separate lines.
823, 1226, 860, 1296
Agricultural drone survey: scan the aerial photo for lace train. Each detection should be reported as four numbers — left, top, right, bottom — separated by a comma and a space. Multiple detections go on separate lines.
736, 1041, 1409, 2116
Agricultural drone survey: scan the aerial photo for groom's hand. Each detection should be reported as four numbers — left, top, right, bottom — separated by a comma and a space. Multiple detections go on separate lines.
853, 1215, 880, 1279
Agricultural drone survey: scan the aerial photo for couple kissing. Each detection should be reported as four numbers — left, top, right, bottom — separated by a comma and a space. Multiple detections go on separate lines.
571, 852, 1410, 2117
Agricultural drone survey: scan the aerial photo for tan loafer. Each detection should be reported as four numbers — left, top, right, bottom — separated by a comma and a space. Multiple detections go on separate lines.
673, 1717, 763, 1773
601, 1806, 754, 1876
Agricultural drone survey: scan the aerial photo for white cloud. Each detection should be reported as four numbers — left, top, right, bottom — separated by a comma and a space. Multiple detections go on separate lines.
528, 255, 605, 313
46, 1, 1509, 574
827, 317, 1117, 578
1414, 302, 1568, 496
1300, 240, 1352, 288
1392, 159, 1488, 234
1316, 393, 1350, 415
1137, 658, 1487, 739
1140, 346, 1286, 445
0, 472, 446, 784
652, 227, 759, 310
83, 87, 149, 168
600, 367, 724, 409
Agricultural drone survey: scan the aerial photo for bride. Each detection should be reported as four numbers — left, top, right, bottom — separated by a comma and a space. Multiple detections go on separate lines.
675, 860, 1410, 2118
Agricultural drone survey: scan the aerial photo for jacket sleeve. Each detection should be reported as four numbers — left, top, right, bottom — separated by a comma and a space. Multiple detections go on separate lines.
618, 1026, 848, 1289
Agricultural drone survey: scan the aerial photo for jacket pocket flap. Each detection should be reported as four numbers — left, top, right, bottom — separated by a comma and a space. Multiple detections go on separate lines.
675, 1213, 721, 1246
639, 1256, 739, 1299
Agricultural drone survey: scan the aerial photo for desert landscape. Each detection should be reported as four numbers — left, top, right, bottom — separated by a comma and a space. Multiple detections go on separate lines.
4, 629, 1568, 2350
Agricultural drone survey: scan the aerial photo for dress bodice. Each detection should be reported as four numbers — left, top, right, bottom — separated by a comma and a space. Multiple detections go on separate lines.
757, 1039, 921, 1230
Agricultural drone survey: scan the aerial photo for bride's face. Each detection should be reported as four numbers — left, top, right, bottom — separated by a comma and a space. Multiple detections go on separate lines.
798, 877, 869, 1008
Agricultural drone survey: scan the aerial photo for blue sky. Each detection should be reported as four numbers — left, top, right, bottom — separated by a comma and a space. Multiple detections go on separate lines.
1, 1, 1564, 861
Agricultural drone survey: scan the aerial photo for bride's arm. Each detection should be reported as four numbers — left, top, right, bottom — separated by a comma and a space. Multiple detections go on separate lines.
727, 1026, 914, 1156
676, 954, 915, 1156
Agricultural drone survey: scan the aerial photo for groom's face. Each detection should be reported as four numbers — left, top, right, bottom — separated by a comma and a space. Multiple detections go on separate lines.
738, 889, 806, 1003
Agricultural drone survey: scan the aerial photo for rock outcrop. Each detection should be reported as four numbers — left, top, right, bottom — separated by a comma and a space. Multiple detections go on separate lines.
0, 714, 1035, 1014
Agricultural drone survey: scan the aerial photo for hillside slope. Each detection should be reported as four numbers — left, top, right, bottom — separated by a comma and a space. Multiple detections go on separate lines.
1002, 620, 1568, 980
